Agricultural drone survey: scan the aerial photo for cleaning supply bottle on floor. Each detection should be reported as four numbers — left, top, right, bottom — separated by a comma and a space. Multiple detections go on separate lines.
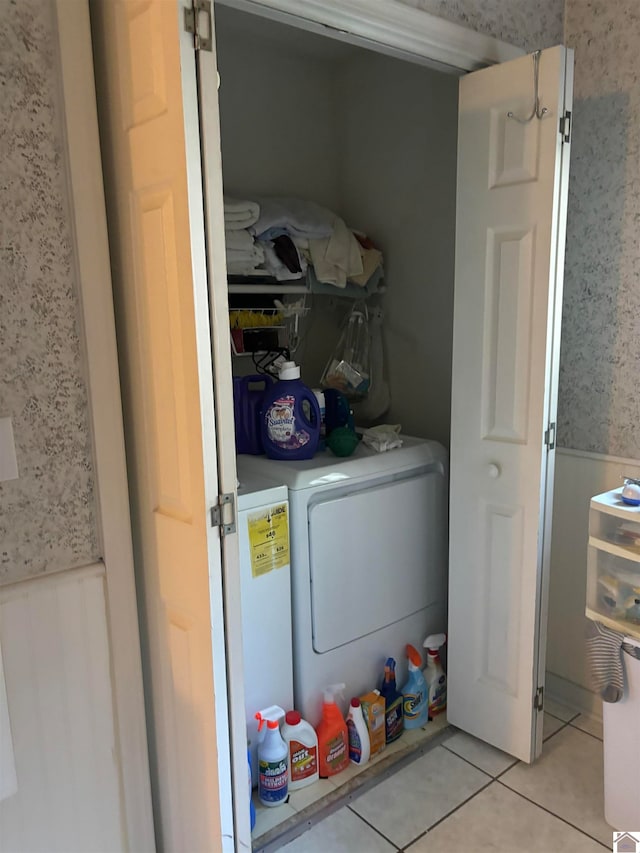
401, 644, 429, 728
255, 705, 288, 807
281, 710, 319, 790
260, 360, 321, 460
346, 697, 371, 766
423, 633, 447, 717
248, 747, 256, 830
316, 684, 349, 777
380, 657, 404, 743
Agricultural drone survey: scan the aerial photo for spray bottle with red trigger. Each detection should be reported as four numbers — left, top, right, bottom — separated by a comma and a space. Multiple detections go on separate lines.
423, 633, 447, 718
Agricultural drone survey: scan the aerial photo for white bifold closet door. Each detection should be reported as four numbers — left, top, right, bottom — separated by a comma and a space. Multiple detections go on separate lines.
90, 0, 242, 849
448, 45, 573, 763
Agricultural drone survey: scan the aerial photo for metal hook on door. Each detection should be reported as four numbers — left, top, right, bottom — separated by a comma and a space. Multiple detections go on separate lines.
507, 50, 549, 124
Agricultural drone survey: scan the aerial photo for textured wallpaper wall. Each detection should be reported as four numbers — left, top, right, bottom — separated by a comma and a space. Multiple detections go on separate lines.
558, 0, 640, 458
396, 0, 564, 51
3, 0, 631, 590
0, 0, 98, 584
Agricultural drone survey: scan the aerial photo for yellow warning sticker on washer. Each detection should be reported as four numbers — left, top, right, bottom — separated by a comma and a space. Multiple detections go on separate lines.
248, 503, 289, 578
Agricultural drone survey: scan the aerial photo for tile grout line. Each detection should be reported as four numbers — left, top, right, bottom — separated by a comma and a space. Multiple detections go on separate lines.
547, 709, 581, 725
489, 717, 571, 785
541, 718, 570, 746
568, 721, 603, 743
441, 742, 518, 779
346, 805, 403, 851
433, 711, 599, 850
346, 742, 497, 852
495, 778, 610, 849
494, 758, 520, 781
400, 775, 609, 853
399, 776, 496, 849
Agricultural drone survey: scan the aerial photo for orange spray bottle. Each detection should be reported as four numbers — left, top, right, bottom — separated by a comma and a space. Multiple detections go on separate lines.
316, 683, 349, 777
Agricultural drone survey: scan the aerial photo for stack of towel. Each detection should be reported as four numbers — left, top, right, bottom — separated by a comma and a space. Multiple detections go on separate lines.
224, 198, 264, 275
224, 196, 383, 288
224, 198, 259, 230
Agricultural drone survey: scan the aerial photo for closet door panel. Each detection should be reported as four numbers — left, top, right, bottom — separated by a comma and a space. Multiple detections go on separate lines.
448, 45, 573, 764
91, 0, 236, 849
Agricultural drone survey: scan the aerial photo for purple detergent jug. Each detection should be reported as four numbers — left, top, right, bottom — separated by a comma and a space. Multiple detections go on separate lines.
260, 361, 321, 460
233, 374, 273, 454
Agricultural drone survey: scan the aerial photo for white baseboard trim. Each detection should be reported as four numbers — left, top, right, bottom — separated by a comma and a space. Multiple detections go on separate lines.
546, 671, 602, 720
557, 446, 640, 469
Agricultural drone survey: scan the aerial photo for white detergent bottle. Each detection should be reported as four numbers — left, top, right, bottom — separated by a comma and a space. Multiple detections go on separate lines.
423, 633, 447, 718
255, 705, 288, 807
281, 710, 319, 790
346, 697, 371, 766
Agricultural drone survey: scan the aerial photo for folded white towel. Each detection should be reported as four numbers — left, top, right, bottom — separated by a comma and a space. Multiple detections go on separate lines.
226, 241, 265, 270
250, 198, 335, 240
309, 217, 363, 288
224, 197, 260, 231
225, 229, 255, 252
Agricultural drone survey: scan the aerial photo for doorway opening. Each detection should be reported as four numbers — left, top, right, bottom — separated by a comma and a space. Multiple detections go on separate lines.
206, 2, 570, 847
214, 7, 461, 841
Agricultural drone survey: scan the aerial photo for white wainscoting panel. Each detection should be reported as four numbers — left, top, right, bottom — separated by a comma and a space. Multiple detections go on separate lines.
0, 564, 125, 853
546, 448, 640, 711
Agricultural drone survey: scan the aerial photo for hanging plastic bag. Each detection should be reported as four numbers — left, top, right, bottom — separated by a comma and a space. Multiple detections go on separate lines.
353, 305, 390, 424
320, 301, 370, 401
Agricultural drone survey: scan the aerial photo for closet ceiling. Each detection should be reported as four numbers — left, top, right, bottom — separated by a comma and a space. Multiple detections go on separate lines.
215, 3, 361, 63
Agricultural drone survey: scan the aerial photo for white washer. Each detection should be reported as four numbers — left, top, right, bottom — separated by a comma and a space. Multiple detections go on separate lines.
238, 437, 448, 727
236, 465, 294, 784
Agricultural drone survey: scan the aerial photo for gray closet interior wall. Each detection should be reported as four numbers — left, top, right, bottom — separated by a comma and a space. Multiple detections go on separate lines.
216, 6, 458, 446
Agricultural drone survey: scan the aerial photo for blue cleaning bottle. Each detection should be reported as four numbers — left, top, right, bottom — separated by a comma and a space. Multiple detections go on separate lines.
401, 644, 429, 728
248, 748, 256, 830
380, 657, 404, 743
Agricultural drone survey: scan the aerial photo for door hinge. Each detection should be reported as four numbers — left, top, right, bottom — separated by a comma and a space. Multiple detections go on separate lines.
210, 492, 236, 536
559, 110, 571, 143
184, 0, 213, 52
544, 421, 556, 450
534, 686, 544, 712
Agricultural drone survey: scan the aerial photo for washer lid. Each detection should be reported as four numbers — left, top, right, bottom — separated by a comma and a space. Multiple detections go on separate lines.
236, 461, 288, 511
236, 436, 447, 491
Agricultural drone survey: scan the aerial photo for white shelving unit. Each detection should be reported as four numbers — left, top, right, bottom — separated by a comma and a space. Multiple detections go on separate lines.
228, 282, 308, 295
588, 488, 640, 830
228, 275, 311, 359
586, 488, 640, 641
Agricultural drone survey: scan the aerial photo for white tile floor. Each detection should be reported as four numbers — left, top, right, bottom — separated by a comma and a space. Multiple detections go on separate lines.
275, 704, 613, 853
